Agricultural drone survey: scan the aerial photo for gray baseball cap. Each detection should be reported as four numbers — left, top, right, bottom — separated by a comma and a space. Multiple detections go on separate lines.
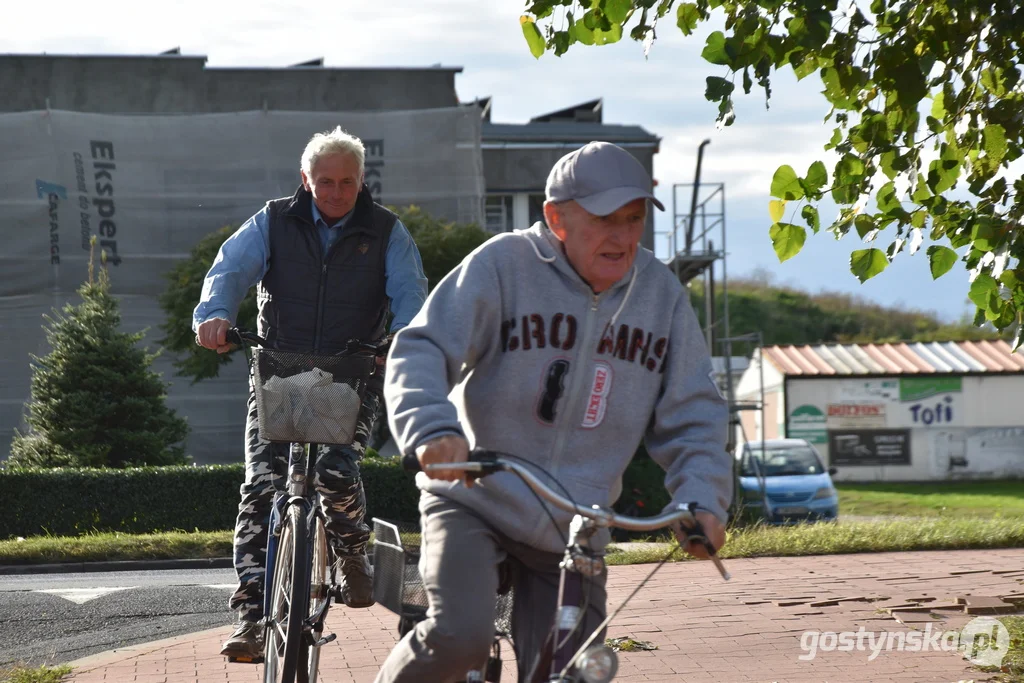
545, 141, 665, 216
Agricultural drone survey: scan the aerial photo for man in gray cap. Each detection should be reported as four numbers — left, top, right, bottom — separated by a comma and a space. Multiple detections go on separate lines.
375, 141, 731, 682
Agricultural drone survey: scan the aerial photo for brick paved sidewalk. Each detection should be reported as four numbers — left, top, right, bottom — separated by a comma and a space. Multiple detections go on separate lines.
66, 548, 1024, 682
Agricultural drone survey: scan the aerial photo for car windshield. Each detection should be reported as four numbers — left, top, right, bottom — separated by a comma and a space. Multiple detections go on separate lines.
741, 445, 824, 477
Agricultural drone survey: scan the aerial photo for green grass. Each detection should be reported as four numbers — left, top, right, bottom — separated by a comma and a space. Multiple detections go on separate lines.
1002, 616, 1024, 683
0, 530, 231, 565
605, 517, 1024, 565
973, 616, 1024, 683
3, 482, 1024, 566
0, 664, 72, 683
836, 481, 1024, 518
4, 516, 1024, 566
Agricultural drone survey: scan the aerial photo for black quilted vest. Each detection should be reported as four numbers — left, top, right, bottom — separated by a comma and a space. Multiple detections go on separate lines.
256, 184, 397, 353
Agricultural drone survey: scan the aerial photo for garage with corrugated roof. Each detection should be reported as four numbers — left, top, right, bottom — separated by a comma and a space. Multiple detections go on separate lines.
733, 341, 1024, 481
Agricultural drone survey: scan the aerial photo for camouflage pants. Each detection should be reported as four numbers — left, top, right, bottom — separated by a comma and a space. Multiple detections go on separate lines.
229, 384, 382, 621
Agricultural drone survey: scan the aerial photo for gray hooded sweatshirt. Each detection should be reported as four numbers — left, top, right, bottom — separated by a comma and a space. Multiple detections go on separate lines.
384, 222, 732, 554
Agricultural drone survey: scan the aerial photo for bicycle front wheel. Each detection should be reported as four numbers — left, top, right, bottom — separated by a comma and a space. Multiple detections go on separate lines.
298, 513, 329, 683
263, 503, 310, 683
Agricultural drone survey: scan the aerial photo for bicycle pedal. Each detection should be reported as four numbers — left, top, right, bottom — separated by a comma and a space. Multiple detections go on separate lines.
316, 632, 337, 647
226, 655, 263, 664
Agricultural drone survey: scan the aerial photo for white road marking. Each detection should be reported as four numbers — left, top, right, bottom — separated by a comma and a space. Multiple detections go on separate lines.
36, 587, 137, 605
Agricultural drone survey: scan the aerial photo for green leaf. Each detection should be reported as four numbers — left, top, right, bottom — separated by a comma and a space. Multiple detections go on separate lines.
912, 182, 931, 203
969, 273, 1000, 310
592, 22, 623, 45
927, 246, 957, 279
831, 154, 866, 204
676, 2, 700, 35
854, 214, 875, 238
521, 17, 546, 58
984, 292, 1005, 321
801, 205, 821, 233
981, 66, 1007, 97
574, 17, 595, 45
771, 165, 805, 200
927, 149, 960, 194
804, 161, 827, 194
850, 248, 889, 282
972, 218, 1000, 252
825, 128, 842, 150
982, 124, 1008, 167
702, 31, 731, 66
877, 181, 901, 215
769, 200, 786, 223
603, 0, 630, 26
789, 9, 831, 50
705, 76, 734, 100
769, 222, 806, 262
793, 53, 819, 80
931, 91, 946, 122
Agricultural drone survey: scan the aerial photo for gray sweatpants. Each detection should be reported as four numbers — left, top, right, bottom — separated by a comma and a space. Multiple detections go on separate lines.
375, 493, 608, 683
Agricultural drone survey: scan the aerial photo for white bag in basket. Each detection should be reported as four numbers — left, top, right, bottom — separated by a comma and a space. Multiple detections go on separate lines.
261, 374, 294, 437
314, 381, 362, 444
263, 368, 361, 444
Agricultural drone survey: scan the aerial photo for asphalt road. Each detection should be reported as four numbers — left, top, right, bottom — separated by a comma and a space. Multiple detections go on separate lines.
0, 568, 238, 667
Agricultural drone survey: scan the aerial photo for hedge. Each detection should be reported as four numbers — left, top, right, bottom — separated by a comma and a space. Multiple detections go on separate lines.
0, 457, 419, 539
0, 451, 679, 540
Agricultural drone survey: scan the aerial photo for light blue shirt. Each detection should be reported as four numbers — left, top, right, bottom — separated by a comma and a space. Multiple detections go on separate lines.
192, 200, 428, 334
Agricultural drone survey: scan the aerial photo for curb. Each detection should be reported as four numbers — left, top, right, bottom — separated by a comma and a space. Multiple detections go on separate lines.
0, 557, 234, 575
0, 541, 670, 576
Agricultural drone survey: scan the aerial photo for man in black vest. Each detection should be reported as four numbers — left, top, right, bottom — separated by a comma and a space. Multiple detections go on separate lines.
194, 127, 428, 660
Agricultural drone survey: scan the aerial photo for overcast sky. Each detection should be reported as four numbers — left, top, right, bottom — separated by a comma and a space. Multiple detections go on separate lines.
4, 0, 978, 324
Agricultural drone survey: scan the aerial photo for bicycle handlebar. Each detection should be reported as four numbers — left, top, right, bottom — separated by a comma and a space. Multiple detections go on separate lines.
403, 449, 730, 580
225, 327, 268, 347
224, 327, 390, 357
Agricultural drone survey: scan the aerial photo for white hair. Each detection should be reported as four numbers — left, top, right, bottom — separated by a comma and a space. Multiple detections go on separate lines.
300, 126, 365, 177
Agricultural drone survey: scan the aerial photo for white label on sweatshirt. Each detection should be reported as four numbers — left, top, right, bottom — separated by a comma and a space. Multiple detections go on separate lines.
582, 362, 613, 429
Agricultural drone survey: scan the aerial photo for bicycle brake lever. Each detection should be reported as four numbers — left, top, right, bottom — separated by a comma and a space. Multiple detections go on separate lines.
674, 511, 731, 581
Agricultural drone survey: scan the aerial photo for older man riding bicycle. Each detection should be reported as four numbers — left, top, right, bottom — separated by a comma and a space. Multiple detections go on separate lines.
378, 141, 733, 682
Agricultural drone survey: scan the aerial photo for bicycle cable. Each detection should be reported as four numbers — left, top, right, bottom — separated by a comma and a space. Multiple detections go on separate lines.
486, 450, 579, 541
558, 543, 682, 681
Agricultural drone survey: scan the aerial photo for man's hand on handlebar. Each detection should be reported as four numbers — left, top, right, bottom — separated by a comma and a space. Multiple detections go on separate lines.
375, 333, 395, 368
674, 510, 726, 561
416, 435, 473, 488
196, 318, 233, 354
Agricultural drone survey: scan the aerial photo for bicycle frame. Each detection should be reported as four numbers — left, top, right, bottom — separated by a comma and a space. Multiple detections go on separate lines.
262, 442, 319, 624
225, 326, 387, 682
419, 453, 731, 683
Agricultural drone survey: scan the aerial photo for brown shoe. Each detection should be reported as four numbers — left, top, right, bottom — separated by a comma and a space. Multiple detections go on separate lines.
220, 620, 263, 662
334, 554, 375, 608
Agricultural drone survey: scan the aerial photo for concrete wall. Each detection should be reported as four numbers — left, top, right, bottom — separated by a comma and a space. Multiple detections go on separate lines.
0, 56, 460, 113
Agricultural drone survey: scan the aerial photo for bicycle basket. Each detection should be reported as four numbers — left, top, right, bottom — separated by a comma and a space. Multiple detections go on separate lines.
371, 518, 514, 636
251, 347, 375, 445
372, 519, 428, 620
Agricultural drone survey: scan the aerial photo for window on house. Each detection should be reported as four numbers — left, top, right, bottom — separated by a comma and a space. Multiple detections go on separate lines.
484, 195, 513, 233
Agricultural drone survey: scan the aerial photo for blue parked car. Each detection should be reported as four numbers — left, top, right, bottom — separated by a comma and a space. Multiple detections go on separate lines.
735, 438, 839, 524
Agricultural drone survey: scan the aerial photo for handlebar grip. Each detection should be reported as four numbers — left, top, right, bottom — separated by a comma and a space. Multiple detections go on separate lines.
225, 328, 243, 346
401, 452, 422, 472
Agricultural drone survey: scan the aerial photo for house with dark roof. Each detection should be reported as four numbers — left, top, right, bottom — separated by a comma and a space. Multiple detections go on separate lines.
474, 97, 660, 247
